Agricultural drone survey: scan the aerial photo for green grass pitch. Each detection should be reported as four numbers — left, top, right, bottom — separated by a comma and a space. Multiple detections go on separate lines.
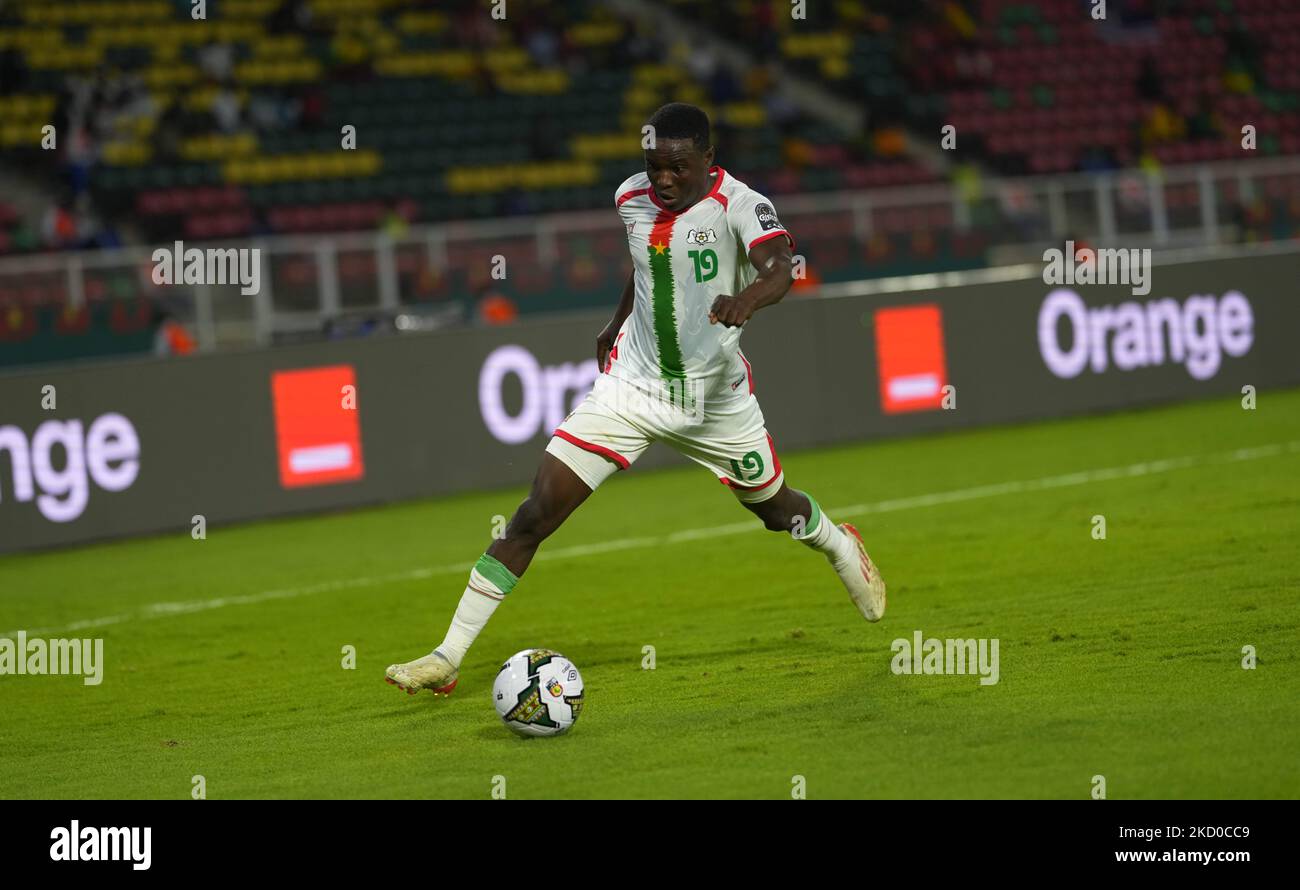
2, 388, 1298, 799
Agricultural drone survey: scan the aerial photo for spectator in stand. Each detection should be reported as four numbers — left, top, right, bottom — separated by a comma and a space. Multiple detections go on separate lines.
1139, 101, 1186, 149
1137, 54, 1166, 103
686, 39, 718, 86
1186, 89, 1224, 141
41, 197, 78, 249
475, 285, 518, 326
381, 199, 417, 239
297, 84, 323, 128
211, 82, 243, 134
1064, 233, 1094, 261
73, 194, 120, 250
152, 305, 197, 357
707, 63, 742, 106
198, 41, 235, 82
267, 0, 313, 35
1223, 18, 1262, 89
524, 19, 561, 69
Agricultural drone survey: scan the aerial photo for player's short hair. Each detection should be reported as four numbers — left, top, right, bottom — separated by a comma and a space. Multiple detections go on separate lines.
646, 103, 711, 153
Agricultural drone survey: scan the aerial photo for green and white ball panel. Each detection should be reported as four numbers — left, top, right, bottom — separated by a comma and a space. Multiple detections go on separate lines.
493, 649, 585, 737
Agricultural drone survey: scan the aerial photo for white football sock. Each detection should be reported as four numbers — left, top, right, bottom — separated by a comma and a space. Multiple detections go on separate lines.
791, 491, 854, 567
436, 553, 518, 668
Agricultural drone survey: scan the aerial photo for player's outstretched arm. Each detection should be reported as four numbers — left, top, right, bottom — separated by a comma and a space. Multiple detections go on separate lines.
597, 270, 635, 369
708, 237, 794, 328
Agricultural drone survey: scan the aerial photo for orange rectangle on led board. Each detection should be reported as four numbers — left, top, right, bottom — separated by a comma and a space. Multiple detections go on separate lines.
874, 304, 949, 414
271, 365, 364, 488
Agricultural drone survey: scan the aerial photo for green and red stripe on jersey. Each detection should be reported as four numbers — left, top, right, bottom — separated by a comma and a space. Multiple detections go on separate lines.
647, 211, 686, 391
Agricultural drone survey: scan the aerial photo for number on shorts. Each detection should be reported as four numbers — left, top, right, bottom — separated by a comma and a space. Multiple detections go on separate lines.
729, 450, 765, 483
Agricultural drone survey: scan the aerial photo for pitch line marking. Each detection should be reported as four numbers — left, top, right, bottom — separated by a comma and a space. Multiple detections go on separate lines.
3, 439, 1297, 639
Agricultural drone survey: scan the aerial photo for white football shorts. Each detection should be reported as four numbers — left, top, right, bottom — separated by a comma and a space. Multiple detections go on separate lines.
545, 368, 785, 503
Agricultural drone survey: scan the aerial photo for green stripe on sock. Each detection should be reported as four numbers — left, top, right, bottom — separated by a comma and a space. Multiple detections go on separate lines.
475, 553, 519, 594
800, 492, 822, 537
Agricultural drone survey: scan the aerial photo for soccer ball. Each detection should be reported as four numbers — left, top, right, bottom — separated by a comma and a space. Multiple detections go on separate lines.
493, 649, 585, 737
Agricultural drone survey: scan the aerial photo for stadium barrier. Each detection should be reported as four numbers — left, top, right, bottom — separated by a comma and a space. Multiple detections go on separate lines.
2, 155, 1298, 361
2, 245, 1298, 553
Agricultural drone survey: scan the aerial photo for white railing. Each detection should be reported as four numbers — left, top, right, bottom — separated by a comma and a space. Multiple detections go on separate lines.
1, 154, 1297, 353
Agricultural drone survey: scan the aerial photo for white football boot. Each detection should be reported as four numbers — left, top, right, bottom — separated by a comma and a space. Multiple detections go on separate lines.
835, 523, 887, 621
385, 649, 458, 696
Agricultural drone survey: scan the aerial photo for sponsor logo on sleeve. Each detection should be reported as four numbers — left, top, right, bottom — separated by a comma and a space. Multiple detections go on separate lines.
754, 202, 782, 232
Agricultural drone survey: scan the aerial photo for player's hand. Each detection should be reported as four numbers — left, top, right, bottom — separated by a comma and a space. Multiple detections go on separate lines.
708, 294, 755, 328
596, 323, 618, 372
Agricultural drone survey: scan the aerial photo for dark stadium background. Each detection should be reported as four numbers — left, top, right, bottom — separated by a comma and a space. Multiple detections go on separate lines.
0, 0, 1296, 364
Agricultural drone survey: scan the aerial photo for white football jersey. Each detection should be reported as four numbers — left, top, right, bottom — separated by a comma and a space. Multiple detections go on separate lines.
607, 166, 794, 403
